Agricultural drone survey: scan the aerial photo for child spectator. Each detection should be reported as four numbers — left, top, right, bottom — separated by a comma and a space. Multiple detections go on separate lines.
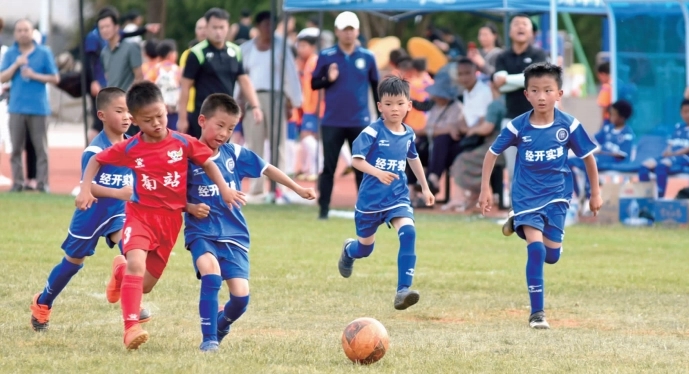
148, 39, 181, 130
596, 62, 611, 125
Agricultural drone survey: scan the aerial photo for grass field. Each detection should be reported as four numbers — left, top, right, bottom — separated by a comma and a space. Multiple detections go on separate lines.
1, 193, 689, 373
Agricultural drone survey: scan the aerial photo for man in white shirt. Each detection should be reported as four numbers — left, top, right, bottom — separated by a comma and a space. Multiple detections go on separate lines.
237, 10, 302, 201
457, 58, 493, 128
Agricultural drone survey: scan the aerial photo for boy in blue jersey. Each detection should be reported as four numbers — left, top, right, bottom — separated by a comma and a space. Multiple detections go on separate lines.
569, 100, 635, 205
184, 94, 316, 352
337, 76, 435, 310
30, 88, 149, 331
638, 100, 689, 197
479, 62, 602, 329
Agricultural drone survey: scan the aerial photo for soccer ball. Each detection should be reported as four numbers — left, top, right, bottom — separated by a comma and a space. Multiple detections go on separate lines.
341, 317, 389, 365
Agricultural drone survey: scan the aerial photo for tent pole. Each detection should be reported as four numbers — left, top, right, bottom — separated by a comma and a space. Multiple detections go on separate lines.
78, 0, 89, 147
270, 0, 277, 199
503, 12, 510, 49
681, 1, 689, 87
549, 0, 558, 65
315, 11, 324, 181
605, 2, 618, 102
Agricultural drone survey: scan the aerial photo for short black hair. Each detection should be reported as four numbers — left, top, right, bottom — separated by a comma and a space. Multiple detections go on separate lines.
397, 58, 413, 71
378, 76, 410, 100
681, 99, 689, 109
611, 100, 633, 120
457, 57, 476, 68
144, 39, 159, 59
255, 10, 274, 25
597, 61, 610, 74
412, 58, 426, 72
241, 9, 251, 18
204, 7, 229, 22
97, 7, 119, 25
122, 9, 141, 23
96, 87, 126, 111
156, 39, 177, 59
389, 48, 409, 66
126, 81, 164, 114
523, 61, 563, 89
200, 93, 241, 118
511, 13, 531, 22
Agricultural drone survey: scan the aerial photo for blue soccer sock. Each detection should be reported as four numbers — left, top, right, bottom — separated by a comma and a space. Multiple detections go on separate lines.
199, 274, 222, 342
218, 294, 250, 331
38, 257, 83, 308
638, 165, 651, 182
655, 163, 670, 198
545, 246, 562, 264
526, 242, 546, 314
397, 225, 417, 291
346, 241, 374, 259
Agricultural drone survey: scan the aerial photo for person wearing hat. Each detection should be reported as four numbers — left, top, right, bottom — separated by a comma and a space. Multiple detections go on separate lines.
311, 11, 380, 220
423, 69, 464, 195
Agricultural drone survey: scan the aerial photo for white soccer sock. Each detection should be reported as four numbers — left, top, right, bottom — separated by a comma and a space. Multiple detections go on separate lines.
340, 143, 352, 167
301, 135, 318, 176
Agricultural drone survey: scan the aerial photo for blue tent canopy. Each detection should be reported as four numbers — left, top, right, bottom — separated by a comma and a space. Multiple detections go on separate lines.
283, 0, 608, 15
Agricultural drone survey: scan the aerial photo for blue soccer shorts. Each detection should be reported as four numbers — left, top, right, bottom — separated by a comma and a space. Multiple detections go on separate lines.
514, 202, 568, 243
188, 239, 250, 280
355, 205, 415, 238
301, 114, 319, 133
657, 155, 689, 173
61, 216, 124, 258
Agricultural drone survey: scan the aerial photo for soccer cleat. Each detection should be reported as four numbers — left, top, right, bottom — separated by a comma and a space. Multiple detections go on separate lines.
338, 239, 356, 278
502, 211, 515, 236
106, 255, 126, 303
199, 340, 219, 352
217, 310, 231, 344
30, 293, 51, 332
394, 288, 420, 310
123, 325, 149, 350
139, 308, 152, 323
529, 311, 550, 329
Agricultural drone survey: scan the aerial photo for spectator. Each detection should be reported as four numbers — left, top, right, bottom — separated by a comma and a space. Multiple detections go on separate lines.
276, 14, 298, 46
457, 58, 492, 131
98, 10, 143, 136
148, 39, 180, 130
468, 22, 503, 76
493, 14, 547, 189
422, 70, 463, 195
311, 11, 379, 220
0, 19, 59, 193
230, 9, 257, 44
387, 48, 409, 77
453, 81, 506, 211
179, 7, 262, 139
0, 17, 11, 187
178, 17, 206, 131
141, 39, 159, 78
433, 27, 466, 59
121, 10, 144, 44
596, 62, 612, 125
306, 16, 335, 49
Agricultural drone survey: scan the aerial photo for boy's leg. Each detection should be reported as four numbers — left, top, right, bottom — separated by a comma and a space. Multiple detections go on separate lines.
339, 211, 378, 278
389, 207, 420, 310
121, 248, 149, 349
655, 157, 678, 198
190, 239, 222, 351
638, 158, 657, 183
515, 212, 550, 329
218, 245, 250, 344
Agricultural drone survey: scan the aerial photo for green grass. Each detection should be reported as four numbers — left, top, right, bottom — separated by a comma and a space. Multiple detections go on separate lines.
1, 194, 689, 373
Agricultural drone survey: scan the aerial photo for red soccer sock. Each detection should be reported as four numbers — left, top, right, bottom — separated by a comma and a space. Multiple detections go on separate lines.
121, 274, 144, 331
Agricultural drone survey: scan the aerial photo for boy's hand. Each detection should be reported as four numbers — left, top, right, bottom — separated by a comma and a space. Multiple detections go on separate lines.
478, 186, 493, 216
663, 150, 673, 157
75, 190, 97, 210
296, 186, 317, 200
220, 187, 247, 209
421, 188, 435, 206
328, 63, 339, 82
589, 193, 603, 216
117, 185, 133, 201
375, 170, 399, 185
188, 203, 211, 219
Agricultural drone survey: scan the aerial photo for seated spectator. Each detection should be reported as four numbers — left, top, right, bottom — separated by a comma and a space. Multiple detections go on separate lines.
569, 100, 634, 207
422, 70, 463, 195
147, 39, 180, 130
638, 99, 689, 198
452, 81, 506, 211
596, 62, 612, 126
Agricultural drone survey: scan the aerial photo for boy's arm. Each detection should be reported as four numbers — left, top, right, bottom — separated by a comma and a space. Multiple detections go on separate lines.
478, 151, 499, 215
201, 159, 246, 209
263, 165, 316, 199
75, 157, 102, 210
91, 184, 132, 201
583, 154, 602, 215
668, 146, 689, 156
408, 157, 434, 206
352, 158, 398, 185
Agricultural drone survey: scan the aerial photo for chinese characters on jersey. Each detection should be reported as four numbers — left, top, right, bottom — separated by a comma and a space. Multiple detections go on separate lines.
524, 146, 564, 162
198, 181, 237, 197
373, 157, 407, 172
98, 173, 133, 187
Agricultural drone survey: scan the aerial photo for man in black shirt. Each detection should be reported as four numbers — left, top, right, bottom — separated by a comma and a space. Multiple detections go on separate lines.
178, 7, 262, 138
493, 14, 547, 182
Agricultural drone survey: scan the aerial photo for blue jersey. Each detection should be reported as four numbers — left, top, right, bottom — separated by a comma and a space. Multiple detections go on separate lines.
313, 45, 378, 128
594, 124, 635, 164
667, 122, 689, 154
68, 131, 133, 239
184, 143, 267, 251
490, 109, 597, 215
352, 119, 418, 213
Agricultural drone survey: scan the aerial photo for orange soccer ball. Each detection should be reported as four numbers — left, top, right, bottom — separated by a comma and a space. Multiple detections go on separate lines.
341, 317, 390, 365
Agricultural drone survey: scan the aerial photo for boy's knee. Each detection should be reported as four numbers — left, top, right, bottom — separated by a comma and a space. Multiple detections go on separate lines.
196, 253, 221, 276
398, 224, 416, 241
545, 246, 562, 264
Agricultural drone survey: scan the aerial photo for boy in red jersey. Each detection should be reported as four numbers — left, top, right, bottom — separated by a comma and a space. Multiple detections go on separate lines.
75, 81, 246, 350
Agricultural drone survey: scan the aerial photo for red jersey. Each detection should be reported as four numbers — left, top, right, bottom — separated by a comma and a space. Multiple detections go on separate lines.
95, 130, 212, 212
